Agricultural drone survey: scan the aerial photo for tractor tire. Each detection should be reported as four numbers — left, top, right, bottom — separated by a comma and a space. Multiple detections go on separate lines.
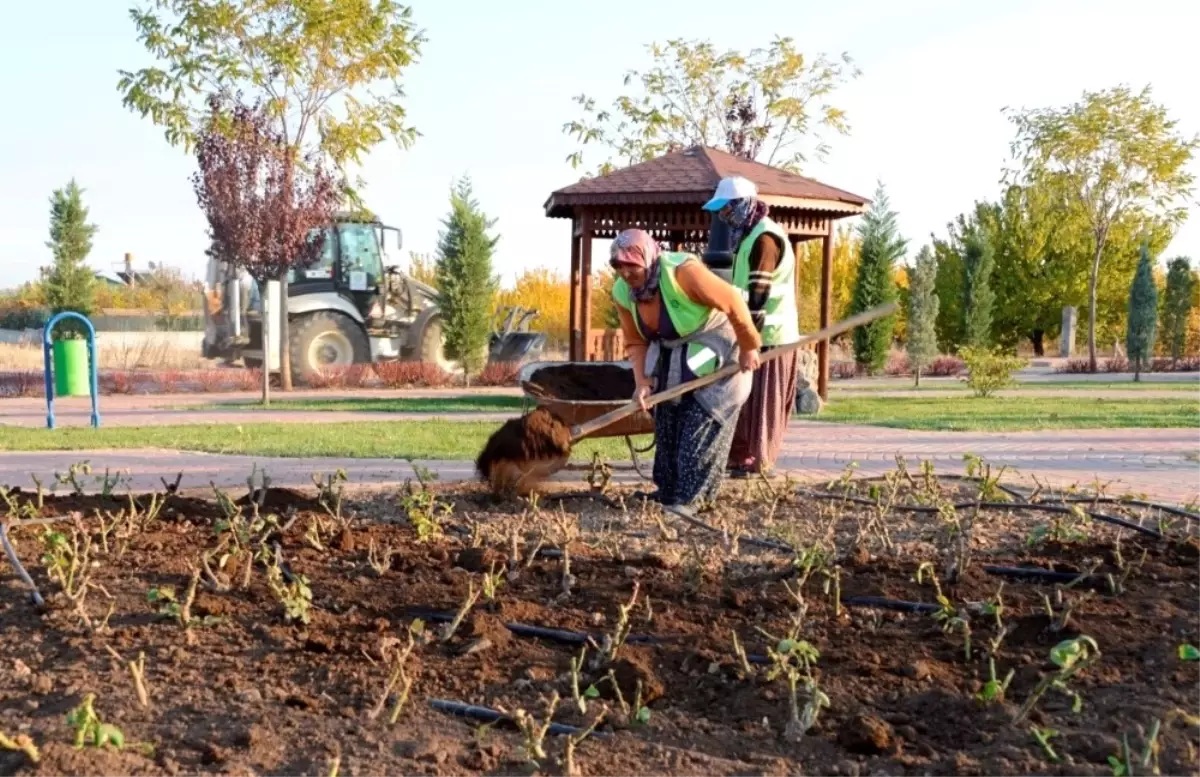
416, 315, 459, 374
289, 312, 370, 385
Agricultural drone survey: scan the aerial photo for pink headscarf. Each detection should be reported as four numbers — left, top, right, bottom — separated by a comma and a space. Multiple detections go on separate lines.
609, 229, 662, 303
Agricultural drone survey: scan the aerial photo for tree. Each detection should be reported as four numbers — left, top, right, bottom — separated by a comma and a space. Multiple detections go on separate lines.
563, 37, 859, 174
1125, 242, 1158, 381
906, 246, 939, 386
1161, 257, 1196, 366
41, 179, 99, 339
796, 224, 860, 332
192, 95, 340, 404
849, 182, 905, 373
1005, 84, 1197, 371
118, 0, 424, 194
434, 177, 499, 380
961, 230, 996, 348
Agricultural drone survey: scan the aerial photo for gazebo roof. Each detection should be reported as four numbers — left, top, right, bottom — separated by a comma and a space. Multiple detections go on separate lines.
544, 145, 870, 219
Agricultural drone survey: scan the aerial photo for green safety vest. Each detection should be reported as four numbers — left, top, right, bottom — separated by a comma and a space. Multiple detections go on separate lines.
612, 252, 722, 377
731, 217, 801, 345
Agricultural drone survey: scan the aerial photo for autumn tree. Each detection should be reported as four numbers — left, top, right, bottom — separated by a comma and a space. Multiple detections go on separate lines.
434, 177, 500, 380
119, 0, 424, 180
563, 37, 859, 174
192, 95, 339, 404
906, 246, 939, 386
41, 179, 99, 339
1161, 257, 1196, 365
849, 182, 905, 373
1005, 85, 1197, 371
1125, 242, 1158, 381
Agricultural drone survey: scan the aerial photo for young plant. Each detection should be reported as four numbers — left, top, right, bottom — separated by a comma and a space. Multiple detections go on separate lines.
553, 513, 579, 597
399, 482, 449, 541
1030, 726, 1060, 762
916, 561, 972, 660
312, 469, 348, 527
1108, 719, 1162, 777
366, 538, 395, 577
67, 694, 125, 750
105, 647, 150, 708
562, 709, 606, 777
731, 631, 757, 680
439, 580, 480, 643
591, 581, 640, 667
569, 647, 596, 715
265, 559, 312, 625
368, 619, 424, 723
763, 625, 827, 742
0, 731, 39, 763
1014, 636, 1101, 724
1107, 538, 1148, 595
1178, 644, 1200, 662
511, 692, 560, 766
586, 450, 612, 493
1026, 505, 1091, 547
480, 561, 505, 602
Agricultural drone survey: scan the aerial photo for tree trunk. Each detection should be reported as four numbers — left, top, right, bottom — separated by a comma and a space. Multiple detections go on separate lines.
1134, 357, 1141, 383
1087, 241, 1103, 373
261, 289, 271, 407
279, 270, 292, 391
1031, 330, 1045, 357
914, 364, 921, 388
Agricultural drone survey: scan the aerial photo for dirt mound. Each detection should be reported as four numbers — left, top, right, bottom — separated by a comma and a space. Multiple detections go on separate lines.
525, 363, 636, 401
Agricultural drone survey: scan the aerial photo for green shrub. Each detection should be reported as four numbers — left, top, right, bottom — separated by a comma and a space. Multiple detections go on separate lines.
959, 346, 1026, 397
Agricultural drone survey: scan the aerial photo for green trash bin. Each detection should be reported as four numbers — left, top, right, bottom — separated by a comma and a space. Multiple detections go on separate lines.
52, 337, 91, 397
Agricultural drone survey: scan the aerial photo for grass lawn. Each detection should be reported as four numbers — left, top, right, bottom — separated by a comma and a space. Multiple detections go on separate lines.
817, 396, 1200, 431
0, 421, 648, 460
186, 395, 528, 413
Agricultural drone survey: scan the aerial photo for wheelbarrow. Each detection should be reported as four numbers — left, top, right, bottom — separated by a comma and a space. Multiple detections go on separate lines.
517, 360, 656, 480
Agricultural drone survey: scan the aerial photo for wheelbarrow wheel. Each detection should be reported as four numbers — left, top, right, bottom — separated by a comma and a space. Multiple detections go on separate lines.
625, 434, 655, 481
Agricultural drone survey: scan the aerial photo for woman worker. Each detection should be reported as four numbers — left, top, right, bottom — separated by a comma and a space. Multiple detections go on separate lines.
702, 176, 801, 477
609, 228, 761, 517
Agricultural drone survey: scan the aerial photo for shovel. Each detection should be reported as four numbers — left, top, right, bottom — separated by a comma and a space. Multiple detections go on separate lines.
565, 301, 899, 441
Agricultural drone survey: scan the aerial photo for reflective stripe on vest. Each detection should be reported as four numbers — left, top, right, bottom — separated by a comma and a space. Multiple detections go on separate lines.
731, 217, 801, 345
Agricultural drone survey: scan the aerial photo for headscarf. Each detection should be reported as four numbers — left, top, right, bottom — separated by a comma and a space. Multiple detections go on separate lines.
722, 196, 770, 249
609, 228, 663, 303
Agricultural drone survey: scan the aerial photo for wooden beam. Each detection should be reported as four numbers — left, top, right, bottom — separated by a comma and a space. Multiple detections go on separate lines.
579, 213, 594, 360
817, 221, 834, 400
569, 220, 582, 361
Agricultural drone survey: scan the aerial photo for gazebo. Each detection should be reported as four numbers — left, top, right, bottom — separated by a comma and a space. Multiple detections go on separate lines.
543, 145, 869, 399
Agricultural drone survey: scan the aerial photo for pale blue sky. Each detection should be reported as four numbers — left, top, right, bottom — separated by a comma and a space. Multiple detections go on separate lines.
1, 0, 1196, 288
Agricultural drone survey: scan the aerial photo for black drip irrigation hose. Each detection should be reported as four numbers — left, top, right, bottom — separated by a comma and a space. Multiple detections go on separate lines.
429, 699, 610, 738
980, 565, 1104, 587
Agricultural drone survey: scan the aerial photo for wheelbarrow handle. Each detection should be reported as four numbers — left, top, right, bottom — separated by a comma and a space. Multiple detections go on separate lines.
568, 302, 898, 442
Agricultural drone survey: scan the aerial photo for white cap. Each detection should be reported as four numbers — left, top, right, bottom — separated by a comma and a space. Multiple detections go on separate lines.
703, 176, 758, 211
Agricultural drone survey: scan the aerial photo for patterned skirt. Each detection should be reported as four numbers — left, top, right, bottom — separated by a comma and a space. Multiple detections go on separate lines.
652, 394, 738, 508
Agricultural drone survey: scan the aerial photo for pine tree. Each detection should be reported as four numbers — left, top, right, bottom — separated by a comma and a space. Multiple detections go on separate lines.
1125, 242, 1158, 381
906, 246, 940, 386
961, 230, 995, 348
849, 182, 905, 373
41, 179, 98, 339
434, 177, 500, 379
1161, 256, 1196, 366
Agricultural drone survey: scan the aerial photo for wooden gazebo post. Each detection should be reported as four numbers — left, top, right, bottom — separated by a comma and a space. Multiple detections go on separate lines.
818, 219, 835, 400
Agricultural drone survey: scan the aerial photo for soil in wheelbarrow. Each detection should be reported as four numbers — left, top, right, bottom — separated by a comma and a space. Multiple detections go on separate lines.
526, 363, 636, 401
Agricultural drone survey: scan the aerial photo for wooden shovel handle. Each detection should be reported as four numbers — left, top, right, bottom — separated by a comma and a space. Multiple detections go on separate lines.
568, 302, 898, 441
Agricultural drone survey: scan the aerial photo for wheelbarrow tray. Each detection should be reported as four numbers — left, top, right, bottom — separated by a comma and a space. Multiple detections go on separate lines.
518, 360, 655, 440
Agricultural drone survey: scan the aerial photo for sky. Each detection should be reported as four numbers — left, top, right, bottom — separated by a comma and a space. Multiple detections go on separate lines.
1, 0, 1197, 289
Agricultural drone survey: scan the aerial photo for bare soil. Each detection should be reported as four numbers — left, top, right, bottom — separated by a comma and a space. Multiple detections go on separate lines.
0, 476, 1197, 777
